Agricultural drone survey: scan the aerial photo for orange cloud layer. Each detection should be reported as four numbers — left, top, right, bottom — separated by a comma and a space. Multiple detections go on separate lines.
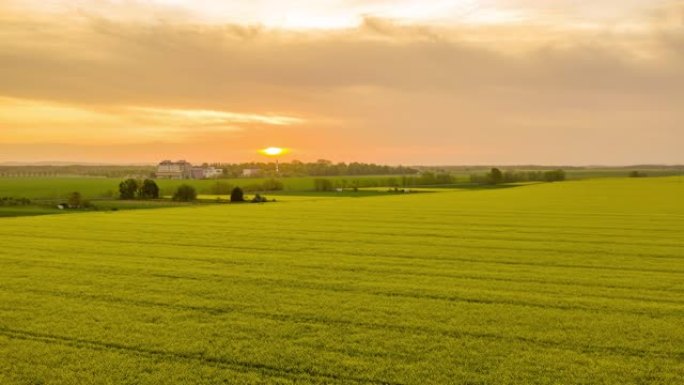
0, 1, 682, 164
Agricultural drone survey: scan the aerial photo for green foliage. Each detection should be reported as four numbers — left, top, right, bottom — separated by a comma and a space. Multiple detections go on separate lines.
230, 187, 244, 202
489, 168, 504, 184
543, 169, 566, 182
67, 192, 82, 208
139, 179, 160, 199
118, 179, 139, 200
215, 160, 418, 178
470, 169, 567, 184
172, 184, 197, 202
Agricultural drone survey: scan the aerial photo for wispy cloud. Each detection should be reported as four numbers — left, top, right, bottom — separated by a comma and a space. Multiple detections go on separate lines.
130, 107, 303, 127
0, 98, 304, 144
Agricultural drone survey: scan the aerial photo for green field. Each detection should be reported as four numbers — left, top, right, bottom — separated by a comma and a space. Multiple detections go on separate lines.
0, 175, 414, 201
2, 166, 681, 201
0, 177, 683, 384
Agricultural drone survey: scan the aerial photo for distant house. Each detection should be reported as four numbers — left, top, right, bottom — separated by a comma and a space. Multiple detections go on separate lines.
157, 161, 225, 180
190, 167, 205, 180
203, 167, 224, 179
157, 160, 192, 179
242, 168, 261, 177
190, 166, 223, 179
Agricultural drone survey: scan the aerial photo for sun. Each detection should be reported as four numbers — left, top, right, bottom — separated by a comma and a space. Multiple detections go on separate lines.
260, 147, 286, 156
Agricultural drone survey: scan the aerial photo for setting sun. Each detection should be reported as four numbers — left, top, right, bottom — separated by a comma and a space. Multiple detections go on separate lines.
260, 147, 286, 156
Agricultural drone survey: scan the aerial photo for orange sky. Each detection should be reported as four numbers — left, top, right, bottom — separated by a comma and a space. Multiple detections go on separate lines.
1, 0, 683, 165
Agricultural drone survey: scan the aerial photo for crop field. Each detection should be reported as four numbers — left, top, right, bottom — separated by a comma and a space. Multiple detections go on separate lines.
0, 177, 683, 384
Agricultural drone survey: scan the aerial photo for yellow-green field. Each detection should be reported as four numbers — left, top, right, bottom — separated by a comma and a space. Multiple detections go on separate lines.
0, 177, 683, 384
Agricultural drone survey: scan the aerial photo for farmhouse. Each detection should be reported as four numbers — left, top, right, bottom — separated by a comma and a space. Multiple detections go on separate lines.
203, 167, 224, 179
191, 166, 224, 179
190, 167, 205, 180
157, 160, 192, 179
157, 161, 224, 179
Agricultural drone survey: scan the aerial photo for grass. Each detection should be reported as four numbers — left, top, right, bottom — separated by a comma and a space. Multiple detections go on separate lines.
0, 206, 62, 218
0, 177, 682, 384
0, 175, 418, 201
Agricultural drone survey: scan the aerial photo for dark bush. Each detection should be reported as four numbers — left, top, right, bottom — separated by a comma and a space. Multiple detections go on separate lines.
172, 184, 197, 202
488, 168, 504, 184
67, 192, 82, 208
139, 179, 160, 199
119, 179, 139, 200
231, 187, 245, 202
543, 169, 566, 182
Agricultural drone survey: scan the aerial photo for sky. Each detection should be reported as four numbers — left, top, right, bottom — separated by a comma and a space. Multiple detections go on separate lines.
0, 0, 682, 165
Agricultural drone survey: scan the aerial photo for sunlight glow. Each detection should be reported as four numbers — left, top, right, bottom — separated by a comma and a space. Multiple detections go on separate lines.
260, 147, 286, 156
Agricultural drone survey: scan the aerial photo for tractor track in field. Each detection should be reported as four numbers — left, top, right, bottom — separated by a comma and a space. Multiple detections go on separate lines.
0, 326, 406, 385
5, 285, 678, 340
3, 229, 683, 260
0, 252, 684, 305
1, 300, 682, 364
1, 261, 684, 310
2, 234, 684, 274
4, 252, 684, 301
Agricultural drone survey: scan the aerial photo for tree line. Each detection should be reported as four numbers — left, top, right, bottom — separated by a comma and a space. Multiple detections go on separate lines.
119, 179, 161, 199
117, 179, 270, 203
213, 160, 418, 177
0, 165, 154, 178
470, 168, 566, 184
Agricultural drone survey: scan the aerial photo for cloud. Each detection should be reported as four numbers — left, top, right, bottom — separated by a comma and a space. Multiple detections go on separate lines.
0, 98, 304, 144
0, 1, 682, 164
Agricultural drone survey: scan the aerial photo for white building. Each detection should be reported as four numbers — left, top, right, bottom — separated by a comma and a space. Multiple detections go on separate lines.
157, 161, 224, 179
157, 160, 192, 179
203, 167, 224, 179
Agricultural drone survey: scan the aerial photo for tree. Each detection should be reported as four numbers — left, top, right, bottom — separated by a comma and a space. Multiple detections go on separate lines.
139, 179, 160, 199
230, 187, 245, 202
119, 179, 139, 200
489, 168, 503, 184
173, 184, 196, 202
67, 192, 82, 208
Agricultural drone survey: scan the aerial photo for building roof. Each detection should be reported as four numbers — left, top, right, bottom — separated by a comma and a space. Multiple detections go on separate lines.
158, 160, 191, 166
